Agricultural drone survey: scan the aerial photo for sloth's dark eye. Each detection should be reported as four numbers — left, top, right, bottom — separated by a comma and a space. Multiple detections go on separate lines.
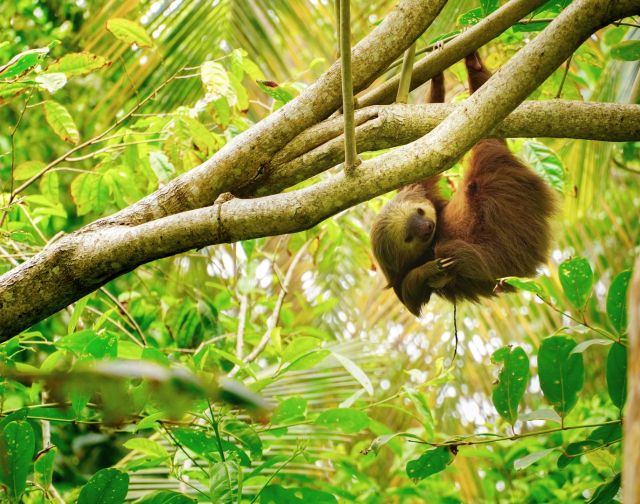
417, 208, 425, 216
404, 235, 414, 243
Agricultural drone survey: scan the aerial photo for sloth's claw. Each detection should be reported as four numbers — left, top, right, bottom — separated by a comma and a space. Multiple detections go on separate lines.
437, 257, 455, 270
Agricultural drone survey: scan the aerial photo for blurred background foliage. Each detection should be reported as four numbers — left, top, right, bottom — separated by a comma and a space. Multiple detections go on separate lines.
0, 0, 639, 502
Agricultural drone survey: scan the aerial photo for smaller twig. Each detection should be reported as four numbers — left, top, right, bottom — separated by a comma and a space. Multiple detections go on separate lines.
99, 287, 147, 346
555, 54, 573, 99
164, 426, 210, 476
236, 294, 249, 360
396, 43, 417, 104
229, 240, 312, 377
339, 0, 360, 174
412, 419, 622, 447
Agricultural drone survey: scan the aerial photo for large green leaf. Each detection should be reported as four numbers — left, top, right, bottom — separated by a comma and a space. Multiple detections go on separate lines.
606, 270, 631, 333
606, 343, 627, 410
0, 421, 35, 503
314, 408, 370, 433
406, 447, 455, 480
78, 468, 129, 504
491, 346, 529, 425
538, 336, 584, 416
558, 257, 593, 310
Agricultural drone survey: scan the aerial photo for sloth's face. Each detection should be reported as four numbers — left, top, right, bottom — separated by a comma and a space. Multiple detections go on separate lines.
370, 195, 437, 284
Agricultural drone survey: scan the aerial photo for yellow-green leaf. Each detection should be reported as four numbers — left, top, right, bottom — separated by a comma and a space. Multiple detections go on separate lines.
47, 52, 110, 77
43, 100, 80, 144
14, 160, 46, 181
106, 18, 153, 48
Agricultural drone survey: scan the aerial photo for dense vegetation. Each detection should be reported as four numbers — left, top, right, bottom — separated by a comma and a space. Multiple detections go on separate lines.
0, 0, 639, 502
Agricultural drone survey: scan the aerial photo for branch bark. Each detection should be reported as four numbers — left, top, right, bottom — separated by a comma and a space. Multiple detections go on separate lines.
1, 0, 639, 339
254, 101, 640, 195
91, 0, 447, 228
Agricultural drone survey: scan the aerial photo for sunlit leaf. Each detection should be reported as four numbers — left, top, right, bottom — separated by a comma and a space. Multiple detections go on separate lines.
106, 18, 153, 47
491, 346, 529, 424
558, 257, 593, 310
607, 270, 631, 333
46, 52, 110, 77
43, 100, 80, 144
315, 408, 370, 433
523, 141, 565, 192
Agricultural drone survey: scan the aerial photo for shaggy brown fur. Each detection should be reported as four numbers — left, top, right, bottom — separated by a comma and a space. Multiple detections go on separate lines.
371, 53, 557, 316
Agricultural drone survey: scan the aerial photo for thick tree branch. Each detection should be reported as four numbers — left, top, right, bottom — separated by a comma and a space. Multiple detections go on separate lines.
90, 0, 447, 228
356, 0, 548, 108
1, 0, 639, 339
254, 101, 640, 195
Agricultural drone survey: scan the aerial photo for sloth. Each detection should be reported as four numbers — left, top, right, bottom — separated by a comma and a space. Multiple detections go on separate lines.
370, 53, 557, 316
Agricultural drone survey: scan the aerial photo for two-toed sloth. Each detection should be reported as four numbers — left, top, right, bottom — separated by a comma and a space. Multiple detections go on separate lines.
370, 53, 557, 316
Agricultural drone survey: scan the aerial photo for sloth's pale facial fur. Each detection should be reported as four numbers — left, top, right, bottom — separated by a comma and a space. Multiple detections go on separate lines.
370, 195, 437, 284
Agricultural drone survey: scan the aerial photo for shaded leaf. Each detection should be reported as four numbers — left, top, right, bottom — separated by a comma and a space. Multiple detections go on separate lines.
491, 346, 529, 424
406, 447, 455, 480
134, 491, 196, 503
78, 468, 129, 504
34, 447, 57, 488
523, 141, 565, 192
606, 343, 627, 409
587, 473, 621, 504
513, 448, 555, 470
610, 41, 640, 61
538, 336, 584, 416
0, 421, 35, 502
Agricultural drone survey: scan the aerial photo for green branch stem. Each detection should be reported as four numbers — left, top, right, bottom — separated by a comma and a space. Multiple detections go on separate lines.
339, 0, 360, 173
395, 43, 416, 104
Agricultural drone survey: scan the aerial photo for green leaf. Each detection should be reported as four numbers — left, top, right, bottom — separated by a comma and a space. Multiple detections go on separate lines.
404, 387, 435, 436
502, 277, 544, 295
261, 485, 337, 504
171, 428, 214, 456
458, 7, 483, 26
607, 270, 631, 333
513, 448, 555, 470
480, 0, 498, 15
34, 447, 57, 488
0, 47, 49, 78
333, 352, 374, 396
106, 18, 153, 47
68, 296, 90, 334
78, 468, 129, 504
558, 257, 593, 310
71, 173, 109, 216
557, 423, 621, 468
513, 20, 551, 32
123, 438, 169, 460
538, 336, 584, 416
0, 421, 36, 502
257, 80, 295, 104
491, 346, 529, 424
587, 473, 621, 504
406, 447, 455, 480
134, 491, 196, 504
279, 349, 330, 374
315, 408, 370, 433
610, 40, 640, 61
522, 141, 565, 192
606, 343, 627, 409
43, 100, 80, 144
13, 160, 46, 181
222, 420, 262, 459
272, 397, 307, 424
46, 52, 110, 77
281, 336, 321, 363
209, 461, 239, 504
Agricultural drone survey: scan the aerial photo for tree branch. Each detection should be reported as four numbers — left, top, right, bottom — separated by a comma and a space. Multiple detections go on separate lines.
254, 101, 640, 195
90, 0, 447, 228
